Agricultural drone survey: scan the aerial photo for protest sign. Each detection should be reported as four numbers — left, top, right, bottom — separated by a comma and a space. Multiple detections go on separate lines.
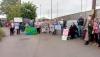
14, 17, 23, 22
62, 28, 69, 40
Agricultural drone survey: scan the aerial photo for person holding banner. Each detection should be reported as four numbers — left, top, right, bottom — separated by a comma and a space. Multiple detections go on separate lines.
15, 22, 20, 35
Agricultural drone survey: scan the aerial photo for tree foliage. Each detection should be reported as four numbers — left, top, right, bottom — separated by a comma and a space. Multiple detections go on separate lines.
7, 3, 21, 20
21, 2, 37, 20
0, 0, 37, 20
0, 0, 18, 14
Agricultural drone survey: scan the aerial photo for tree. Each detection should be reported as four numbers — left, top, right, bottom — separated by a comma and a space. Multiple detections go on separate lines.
7, 3, 21, 20
0, 0, 19, 14
0, 0, 21, 20
0, 0, 37, 20
21, 2, 37, 20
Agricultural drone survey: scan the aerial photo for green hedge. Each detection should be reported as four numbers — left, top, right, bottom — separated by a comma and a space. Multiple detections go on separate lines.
0, 28, 5, 41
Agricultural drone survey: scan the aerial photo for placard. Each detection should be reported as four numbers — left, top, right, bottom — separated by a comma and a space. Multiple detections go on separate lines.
14, 17, 23, 22
62, 28, 69, 40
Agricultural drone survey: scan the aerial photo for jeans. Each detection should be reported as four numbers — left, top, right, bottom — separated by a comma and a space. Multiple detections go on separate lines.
78, 25, 83, 37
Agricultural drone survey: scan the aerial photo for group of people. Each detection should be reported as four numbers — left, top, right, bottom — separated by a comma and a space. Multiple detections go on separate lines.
7, 16, 100, 47
68, 15, 100, 47
9, 21, 25, 36
35, 20, 66, 35
34, 18, 84, 39
84, 15, 100, 47
64, 17, 84, 40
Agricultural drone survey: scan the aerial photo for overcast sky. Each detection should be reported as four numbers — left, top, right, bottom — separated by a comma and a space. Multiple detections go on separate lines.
1, 0, 100, 19
21, 0, 93, 19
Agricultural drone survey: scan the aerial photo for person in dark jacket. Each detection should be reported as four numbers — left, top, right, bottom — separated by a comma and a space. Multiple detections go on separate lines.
88, 21, 93, 42
19, 23, 25, 32
85, 20, 94, 45
69, 23, 78, 39
77, 17, 84, 37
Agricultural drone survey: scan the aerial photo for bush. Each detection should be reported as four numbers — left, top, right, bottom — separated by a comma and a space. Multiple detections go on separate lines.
0, 28, 5, 41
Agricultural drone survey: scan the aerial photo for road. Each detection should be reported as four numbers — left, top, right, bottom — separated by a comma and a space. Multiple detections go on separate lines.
0, 28, 100, 57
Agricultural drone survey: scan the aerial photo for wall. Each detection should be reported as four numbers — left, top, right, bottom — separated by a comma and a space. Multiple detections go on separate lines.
56, 9, 100, 21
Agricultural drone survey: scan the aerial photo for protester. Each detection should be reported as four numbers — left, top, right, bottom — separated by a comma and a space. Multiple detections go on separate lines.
10, 21, 15, 36
19, 22, 25, 32
69, 23, 78, 39
85, 20, 94, 45
69, 25, 73, 39
98, 21, 100, 47
73, 23, 78, 37
93, 19, 99, 47
63, 20, 66, 28
53, 22, 57, 35
15, 22, 20, 35
35, 21, 41, 34
29, 20, 34, 27
77, 16, 84, 37
49, 23, 55, 34
0, 20, 3, 27
45, 23, 49, 33
59, 20, 64, 34
84, 15, 93, 45
41, 23, 45, 33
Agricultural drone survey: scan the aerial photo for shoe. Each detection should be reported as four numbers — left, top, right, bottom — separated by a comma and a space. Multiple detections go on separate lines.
84, 41, 89, 45
98, 45, 100, 47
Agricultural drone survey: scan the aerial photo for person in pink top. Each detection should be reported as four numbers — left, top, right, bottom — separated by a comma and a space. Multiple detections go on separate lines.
93, 19, 99, 46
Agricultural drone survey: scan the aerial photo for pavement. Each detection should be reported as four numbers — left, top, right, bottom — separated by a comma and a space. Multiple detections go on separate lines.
0, 28, 100, 57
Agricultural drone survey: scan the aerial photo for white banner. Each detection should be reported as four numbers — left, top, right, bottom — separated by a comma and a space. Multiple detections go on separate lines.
14, 17, 23, 22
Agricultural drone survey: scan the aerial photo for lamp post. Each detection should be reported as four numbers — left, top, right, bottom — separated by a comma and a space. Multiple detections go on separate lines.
40, 4, 42, 18
57, 0, 58, 17
81, 0, 83, 12
91, 0, 96, 20
51, 0, 53, 19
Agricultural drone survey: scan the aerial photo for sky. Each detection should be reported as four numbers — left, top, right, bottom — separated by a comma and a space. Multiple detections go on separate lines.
21, 0, 93, 19
0, 0, 100, 19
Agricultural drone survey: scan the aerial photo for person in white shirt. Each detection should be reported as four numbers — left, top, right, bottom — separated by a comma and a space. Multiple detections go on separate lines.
15, 22, 20, 35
